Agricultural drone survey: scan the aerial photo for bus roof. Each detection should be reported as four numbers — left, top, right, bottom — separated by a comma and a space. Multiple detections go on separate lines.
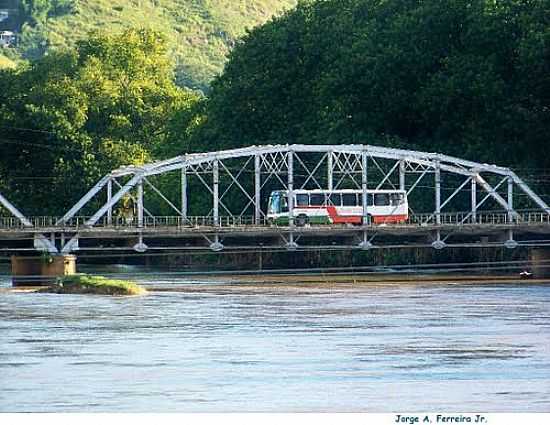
270, 189, 406, 195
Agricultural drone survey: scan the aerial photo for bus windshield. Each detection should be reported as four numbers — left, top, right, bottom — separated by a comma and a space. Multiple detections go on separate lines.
268, 193, 280, 214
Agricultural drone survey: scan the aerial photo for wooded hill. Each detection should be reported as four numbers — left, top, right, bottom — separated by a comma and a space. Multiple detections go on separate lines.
1, 0, 296, 91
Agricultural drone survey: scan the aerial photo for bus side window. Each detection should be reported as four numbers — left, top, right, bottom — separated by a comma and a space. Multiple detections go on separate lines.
310, 194, 324, 206
390, 193, 402, 206
374, 193, 390, 206
342, 194, 356, 206
358, 194, 374, 207
329, 193, 342, 206
296, 194, 309, 207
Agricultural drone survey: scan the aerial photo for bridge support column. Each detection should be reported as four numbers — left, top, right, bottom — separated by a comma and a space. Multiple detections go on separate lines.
11, 255, 76, 287
529, 248, 550, 278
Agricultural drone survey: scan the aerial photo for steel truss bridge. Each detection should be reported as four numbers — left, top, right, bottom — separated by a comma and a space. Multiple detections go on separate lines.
1, 144, 550, 255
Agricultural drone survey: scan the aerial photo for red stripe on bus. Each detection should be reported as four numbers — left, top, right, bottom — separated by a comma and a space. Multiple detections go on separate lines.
326, 206, 362, 224
295, 206, 408, 224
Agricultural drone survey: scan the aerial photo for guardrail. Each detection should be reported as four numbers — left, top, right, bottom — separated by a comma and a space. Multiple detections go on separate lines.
2, 210, 550, 230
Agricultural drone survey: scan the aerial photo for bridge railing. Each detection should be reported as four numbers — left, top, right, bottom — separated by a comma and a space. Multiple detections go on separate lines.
1, 210, 550, 230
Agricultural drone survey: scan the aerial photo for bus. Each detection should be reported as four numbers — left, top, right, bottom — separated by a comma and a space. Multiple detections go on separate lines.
267, 189, 408, 226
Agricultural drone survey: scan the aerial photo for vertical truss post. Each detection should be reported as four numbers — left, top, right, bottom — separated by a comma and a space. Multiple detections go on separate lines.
287, 149, 297, 249
254, 154, 261, 225
360, 149, 371, 249
471, 177, 477, 224
361, 150, 368, 225
435, 160, 441, 225
399, 160, 405, 191
181, 166, 187, 223
505, 177, 517, 248
507, 176, 514, 223
137, 179, 144, 228
288, 150, 294, 227
327, 151, 333, 191
107, 178, 113, 225
213, 159, 219, 227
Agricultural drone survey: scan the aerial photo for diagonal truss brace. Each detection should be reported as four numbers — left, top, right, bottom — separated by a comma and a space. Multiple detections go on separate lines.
0, 192, 32, 227
1, 192, 58, 253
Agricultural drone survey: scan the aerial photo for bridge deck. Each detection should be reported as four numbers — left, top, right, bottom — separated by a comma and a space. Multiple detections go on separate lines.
1, 213, 550, 253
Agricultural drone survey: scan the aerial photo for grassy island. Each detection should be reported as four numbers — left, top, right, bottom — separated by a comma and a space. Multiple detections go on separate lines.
43, 274, 147, 296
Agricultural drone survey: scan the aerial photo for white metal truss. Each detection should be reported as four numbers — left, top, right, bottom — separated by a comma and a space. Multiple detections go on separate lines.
50, 144, 549, 253
0, 192, 32, 227
0, 191, 58, 253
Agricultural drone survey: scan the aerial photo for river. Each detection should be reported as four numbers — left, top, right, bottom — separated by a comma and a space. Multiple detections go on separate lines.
1, 267, 549, 412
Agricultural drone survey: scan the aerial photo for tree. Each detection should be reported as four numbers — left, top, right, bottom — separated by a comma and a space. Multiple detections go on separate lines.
199, 0, 550, 173
0, 28, 201, 215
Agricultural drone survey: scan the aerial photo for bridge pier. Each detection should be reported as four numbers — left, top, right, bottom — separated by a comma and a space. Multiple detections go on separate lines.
529, 248, 550, 278
11, 255, 76, 287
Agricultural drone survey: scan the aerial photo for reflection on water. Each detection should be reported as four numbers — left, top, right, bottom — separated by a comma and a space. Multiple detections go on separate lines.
1, 270, 550, 412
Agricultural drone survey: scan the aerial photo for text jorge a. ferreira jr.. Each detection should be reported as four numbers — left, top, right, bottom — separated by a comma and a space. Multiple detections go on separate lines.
395, 414, 488, 424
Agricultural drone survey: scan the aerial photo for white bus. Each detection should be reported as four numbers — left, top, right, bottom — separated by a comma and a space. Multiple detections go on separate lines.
267, 189, 408, 226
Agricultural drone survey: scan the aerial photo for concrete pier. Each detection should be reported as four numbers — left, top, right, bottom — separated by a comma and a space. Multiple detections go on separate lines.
11, 255, 76, 286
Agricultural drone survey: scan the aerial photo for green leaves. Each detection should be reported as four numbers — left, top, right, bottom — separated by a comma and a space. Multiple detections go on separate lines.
0, 28, 201, 215
201, 0, 550, 175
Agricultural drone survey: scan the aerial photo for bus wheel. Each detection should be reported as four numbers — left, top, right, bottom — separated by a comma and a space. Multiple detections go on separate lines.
295, 214, 309, 227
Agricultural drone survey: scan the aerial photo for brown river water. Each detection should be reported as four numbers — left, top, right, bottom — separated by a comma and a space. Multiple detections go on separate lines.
1, 267, 549, 412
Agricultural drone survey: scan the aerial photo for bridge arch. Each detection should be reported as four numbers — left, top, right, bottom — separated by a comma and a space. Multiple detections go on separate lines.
60, 144, 549, 225
50, 144, 549, 253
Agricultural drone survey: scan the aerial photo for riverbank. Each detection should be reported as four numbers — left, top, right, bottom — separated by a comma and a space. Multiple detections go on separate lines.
3, 273, 548, 295
147, 273, 550, 294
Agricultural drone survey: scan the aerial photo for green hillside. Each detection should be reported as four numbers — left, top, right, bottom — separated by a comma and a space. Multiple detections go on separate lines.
15, 0, 297, 91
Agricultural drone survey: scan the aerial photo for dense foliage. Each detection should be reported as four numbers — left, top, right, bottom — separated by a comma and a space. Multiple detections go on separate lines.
10, 0, 296, 91
1, 0, 549, 217
0, 28, 201, 214
19, 0, 74, 25
201, 0, 550, 171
